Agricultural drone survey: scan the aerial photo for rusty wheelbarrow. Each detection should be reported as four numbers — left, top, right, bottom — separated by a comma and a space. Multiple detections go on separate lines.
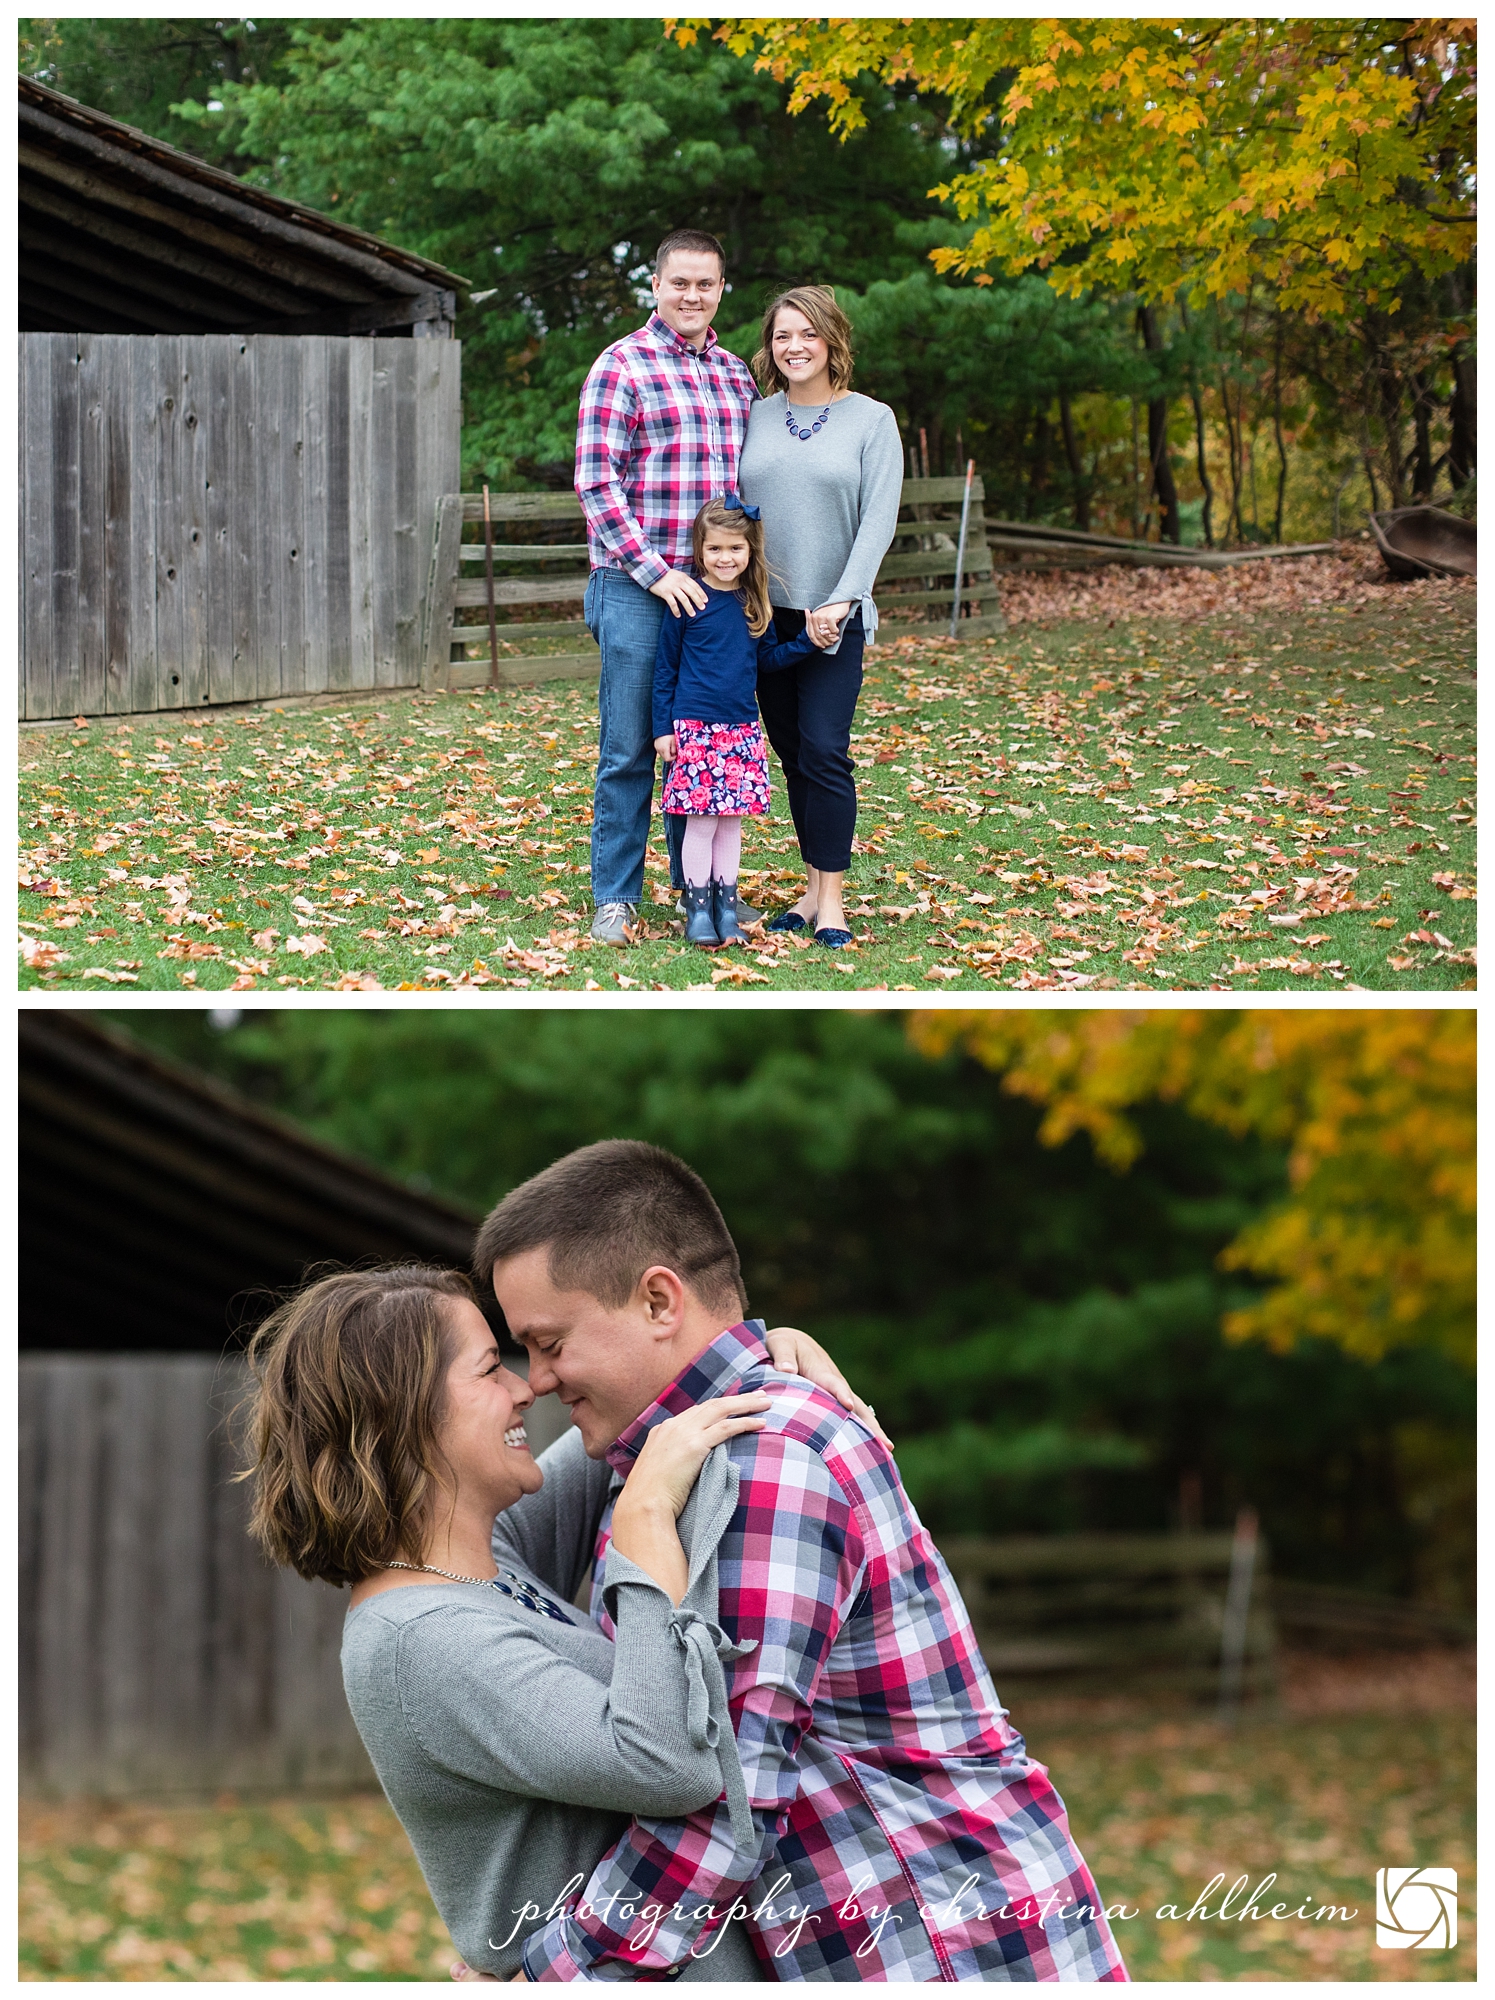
1369, 505, 1476, 581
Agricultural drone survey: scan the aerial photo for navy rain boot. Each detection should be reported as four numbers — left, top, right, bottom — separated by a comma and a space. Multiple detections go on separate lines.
711, 879, 749, 946
682, 881, 721, 947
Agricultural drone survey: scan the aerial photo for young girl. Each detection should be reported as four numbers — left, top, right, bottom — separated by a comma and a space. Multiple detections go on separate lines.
653, 493, 825, 948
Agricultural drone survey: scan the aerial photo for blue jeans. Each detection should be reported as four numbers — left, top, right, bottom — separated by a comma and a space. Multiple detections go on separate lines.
584, 568, 684, 905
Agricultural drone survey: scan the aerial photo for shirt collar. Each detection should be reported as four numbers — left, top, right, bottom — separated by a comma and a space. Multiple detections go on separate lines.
646, 309, 720, 360
606, 1318, 769, 1475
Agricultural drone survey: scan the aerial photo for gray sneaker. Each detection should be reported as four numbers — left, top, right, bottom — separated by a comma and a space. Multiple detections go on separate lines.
590, 901, 638, 946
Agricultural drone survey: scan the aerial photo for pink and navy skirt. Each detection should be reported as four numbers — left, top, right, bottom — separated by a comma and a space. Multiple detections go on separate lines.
660, 717, 771, 817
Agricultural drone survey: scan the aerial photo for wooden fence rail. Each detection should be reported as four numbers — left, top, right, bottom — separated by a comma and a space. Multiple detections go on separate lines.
940, 1532, 1278, 1696
422, 476, 1004, 692
19, 332, 460, 719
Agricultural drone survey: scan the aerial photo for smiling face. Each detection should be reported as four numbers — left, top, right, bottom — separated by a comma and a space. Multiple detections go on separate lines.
429, 1296, 544, 1523
651, 249, 725, 347
700, 528, 751, 589
770, 305, 833, 402
490, 1247, 694, 1458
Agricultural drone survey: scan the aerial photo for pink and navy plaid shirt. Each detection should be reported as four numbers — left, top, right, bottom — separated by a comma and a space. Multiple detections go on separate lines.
574, 313, 759, 590
521, 1323, 1128, 1984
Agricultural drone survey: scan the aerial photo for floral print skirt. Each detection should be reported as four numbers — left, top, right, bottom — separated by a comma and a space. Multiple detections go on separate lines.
660, 716, 771, 817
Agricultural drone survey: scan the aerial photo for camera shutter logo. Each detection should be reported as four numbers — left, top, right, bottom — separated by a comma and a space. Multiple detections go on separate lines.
1375, 1868, 1457, 1949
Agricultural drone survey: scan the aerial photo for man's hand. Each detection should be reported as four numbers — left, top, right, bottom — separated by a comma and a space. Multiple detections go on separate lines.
651, 570, 709, 618
654, 732, 679, 763
764, 1327, 893, 1448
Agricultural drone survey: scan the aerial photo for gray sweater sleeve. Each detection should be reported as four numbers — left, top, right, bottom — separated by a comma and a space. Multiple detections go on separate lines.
390, 1575, 723, 1817
826, 404, 905, 607
490, 1425, 612, 1603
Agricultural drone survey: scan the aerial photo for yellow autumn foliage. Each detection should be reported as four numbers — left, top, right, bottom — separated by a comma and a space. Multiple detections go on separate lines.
671, 18, 1476, 320
908, 1010, 1474, 1370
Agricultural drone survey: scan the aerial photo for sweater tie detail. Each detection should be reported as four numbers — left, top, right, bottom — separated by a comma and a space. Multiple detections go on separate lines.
667, 1606, 759, 1848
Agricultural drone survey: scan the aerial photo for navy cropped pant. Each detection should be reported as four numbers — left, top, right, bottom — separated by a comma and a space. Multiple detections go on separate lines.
756, 607, 864, 873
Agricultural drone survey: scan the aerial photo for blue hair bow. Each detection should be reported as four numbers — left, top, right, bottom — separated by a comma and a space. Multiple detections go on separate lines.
723, 491, 761, 522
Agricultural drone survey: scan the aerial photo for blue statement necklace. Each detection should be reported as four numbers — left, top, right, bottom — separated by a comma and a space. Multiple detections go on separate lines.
786, 398, 832, 441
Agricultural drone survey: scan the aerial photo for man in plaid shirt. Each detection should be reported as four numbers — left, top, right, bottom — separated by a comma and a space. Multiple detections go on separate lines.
481, 1142, 1129, 1983
575, 230, 759, 945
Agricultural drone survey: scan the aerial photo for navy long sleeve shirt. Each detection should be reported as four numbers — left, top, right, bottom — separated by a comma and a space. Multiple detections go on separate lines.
652, 585, 819, 740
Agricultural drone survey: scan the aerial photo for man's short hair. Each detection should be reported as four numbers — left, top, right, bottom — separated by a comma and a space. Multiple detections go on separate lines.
473, 1140, 747, 1318
654, 228, 726, 278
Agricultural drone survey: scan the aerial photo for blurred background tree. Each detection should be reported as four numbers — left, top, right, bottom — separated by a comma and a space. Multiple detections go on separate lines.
109, 1009, 1473, 1610
21, 16, 1473, 533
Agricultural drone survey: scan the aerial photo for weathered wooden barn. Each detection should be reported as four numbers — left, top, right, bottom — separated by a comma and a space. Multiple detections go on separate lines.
19, 1013, 568, 1797
19, 77, 466, 722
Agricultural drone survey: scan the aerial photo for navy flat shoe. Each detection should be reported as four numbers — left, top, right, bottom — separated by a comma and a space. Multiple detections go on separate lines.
814, 926, 854, 949
766, 910, 809, 933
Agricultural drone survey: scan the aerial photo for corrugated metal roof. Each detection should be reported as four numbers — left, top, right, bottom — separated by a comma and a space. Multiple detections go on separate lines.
19, 1012, 481, 1352
20, 75, 470, 336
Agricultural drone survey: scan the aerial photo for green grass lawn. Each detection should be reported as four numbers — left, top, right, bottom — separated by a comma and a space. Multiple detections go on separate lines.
19, 592, 1474, 993
21, 1676, 1474, 1980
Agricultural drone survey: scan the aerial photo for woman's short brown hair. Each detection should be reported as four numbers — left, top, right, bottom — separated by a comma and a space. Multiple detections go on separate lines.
240, 1265, 472, 1587
752, 285, 855, 396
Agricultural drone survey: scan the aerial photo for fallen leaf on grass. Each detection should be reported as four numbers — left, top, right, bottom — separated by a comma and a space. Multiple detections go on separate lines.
283, 933, 327, 957
19, 935, 67, 968
710, 963, 770, 986
160, 936, 224, 961
79, 966, 137, 984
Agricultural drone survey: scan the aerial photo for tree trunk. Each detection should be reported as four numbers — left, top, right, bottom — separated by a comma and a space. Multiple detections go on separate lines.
1449, 351, 1476, 486
1027, 405, 1052, 518
1058, 393, 1090, 531
1372, 336, 1409, 509
1444, 265, 1476, 488
1139, 305, 1181, 543
1178, 299, 1214, 547
1410, 372, 1436, 501
1272, 312, 1288, 544
1218, 370, 1243, 543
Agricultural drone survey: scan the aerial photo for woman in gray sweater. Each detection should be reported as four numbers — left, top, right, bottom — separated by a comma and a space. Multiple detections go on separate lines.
241, 1264, 777, 1981
241, 1265, 864, 1982
738, 287, 904, 947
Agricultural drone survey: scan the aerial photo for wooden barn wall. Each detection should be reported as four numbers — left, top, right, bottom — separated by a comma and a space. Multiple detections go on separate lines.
19, 1353, 370, 1797
19, 333, 461, 720
19, 1352, 572, 1799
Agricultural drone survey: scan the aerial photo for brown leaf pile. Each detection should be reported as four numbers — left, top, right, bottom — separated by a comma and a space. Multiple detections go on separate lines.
995, 546, 1476, 628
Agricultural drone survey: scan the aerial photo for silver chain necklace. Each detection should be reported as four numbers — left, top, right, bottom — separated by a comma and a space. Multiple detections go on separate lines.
386, 1560, 572, 1622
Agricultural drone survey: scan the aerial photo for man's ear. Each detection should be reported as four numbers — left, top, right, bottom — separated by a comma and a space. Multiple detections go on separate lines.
635, 1264, 687, 1331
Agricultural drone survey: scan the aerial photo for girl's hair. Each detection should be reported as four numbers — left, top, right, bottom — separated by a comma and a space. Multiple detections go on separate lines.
238, 1264, 472, 1587
752, 285, 855, 397
692, 495, 772, 637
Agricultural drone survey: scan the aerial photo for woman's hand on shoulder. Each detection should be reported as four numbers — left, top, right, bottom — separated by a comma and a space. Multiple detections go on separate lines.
764, 1328, 892, 1448
619, 1394, 771, 1522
